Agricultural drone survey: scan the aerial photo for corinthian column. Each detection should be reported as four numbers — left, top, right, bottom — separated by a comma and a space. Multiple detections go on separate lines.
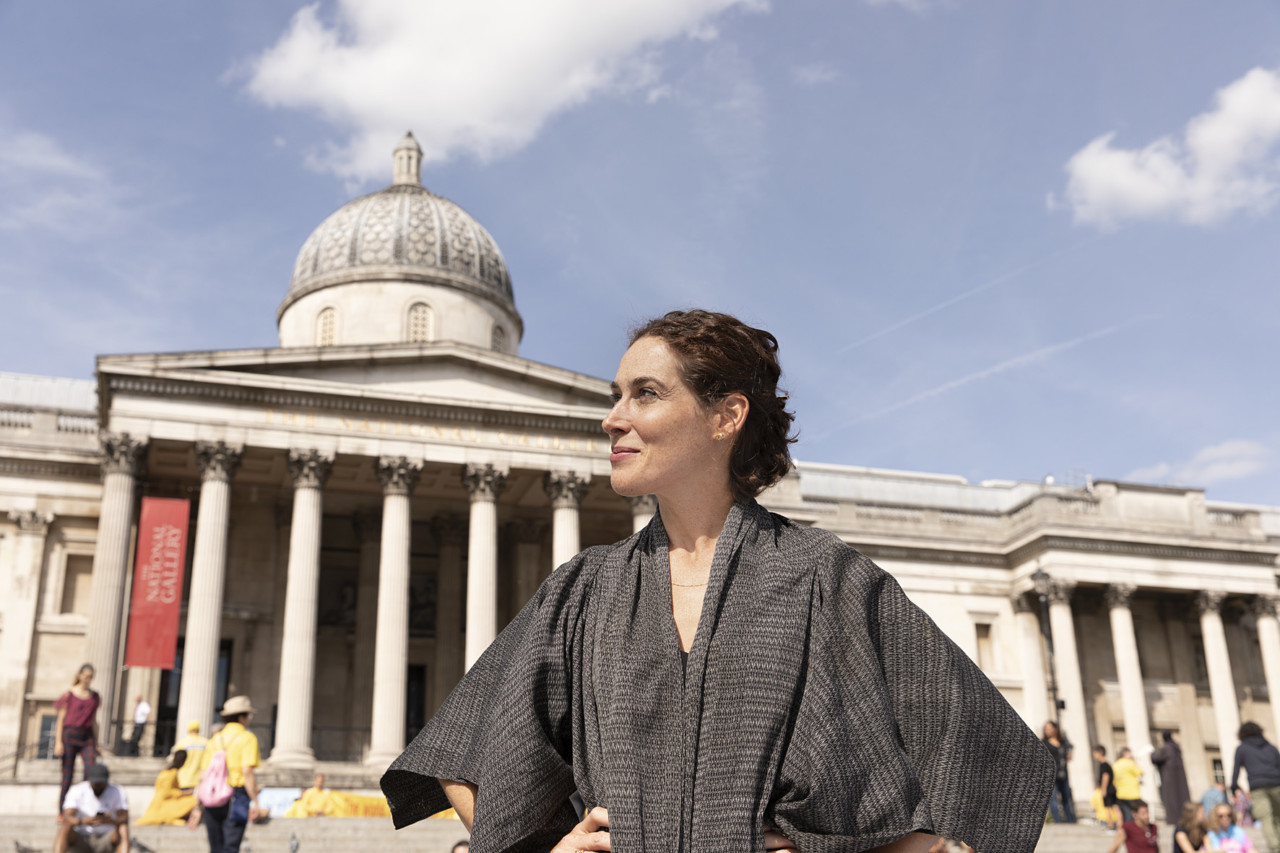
0, 511, 54, 763
270, 449, 333, 769
1252, 595, 1280, 742
462, 463, 506, 670
366, 456, 421, 768
176, 441, 241, 738
1197, 591, 1241, 769
544, 471, 588, 570
1048, 581, 1093, 804
1011, 593, 1048, 729
431, 514, 466, 715
628, 495, 657, 533
1107, 583, 1157, 803
84, 433, 147, 745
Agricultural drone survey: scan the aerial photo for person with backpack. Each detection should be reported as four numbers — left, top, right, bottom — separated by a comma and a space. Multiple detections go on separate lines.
192, 696, 260, 853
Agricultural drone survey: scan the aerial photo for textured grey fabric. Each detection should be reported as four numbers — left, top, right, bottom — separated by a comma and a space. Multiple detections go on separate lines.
382, 501, 1054, 852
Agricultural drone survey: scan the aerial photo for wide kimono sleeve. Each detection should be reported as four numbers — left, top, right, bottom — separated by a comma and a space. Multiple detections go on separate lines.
770, 536, 1055, 853
380, 546, 602, 851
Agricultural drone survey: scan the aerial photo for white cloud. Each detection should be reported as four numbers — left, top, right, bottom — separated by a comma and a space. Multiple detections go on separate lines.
244, 0, 765, 181
1125, 439, 1271, 487
0, 125, 120, 236
865, 0, 939, 12
0, 128, 102, 180
791, 63, 839, 86
1061, 67, 1280, 228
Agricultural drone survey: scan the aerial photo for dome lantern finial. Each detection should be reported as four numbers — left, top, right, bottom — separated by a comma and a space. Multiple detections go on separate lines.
393, 131, 423, 186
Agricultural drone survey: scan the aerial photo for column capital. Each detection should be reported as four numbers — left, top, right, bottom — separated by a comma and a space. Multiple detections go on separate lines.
1250, 593, 1280, 620
543, 470, 589, 509
100, 432, 148, 477
287, 448, 334, 489
353, 509, 382, 544
376, 456, 422, 497
1105, 583, 1137, 609
509, 518, 547, 545
1048, 580, 1077, 605
1010, 591, 1036, 614
8, 510, 54, 536
627, 494, 658, 516
194, 441, 243, 483
431, 513, 467, 547
462, 463, 507, 502
1195, 590, 1229, 616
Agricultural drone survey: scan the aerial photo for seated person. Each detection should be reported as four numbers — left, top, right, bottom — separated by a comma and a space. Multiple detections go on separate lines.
137, 749, 198, 826
286, 773, 332, 817
54, 764, 129, 853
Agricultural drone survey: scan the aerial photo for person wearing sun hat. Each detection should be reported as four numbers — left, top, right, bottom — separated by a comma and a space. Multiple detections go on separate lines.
193, 696, 260, 853
171, 719, 208, 790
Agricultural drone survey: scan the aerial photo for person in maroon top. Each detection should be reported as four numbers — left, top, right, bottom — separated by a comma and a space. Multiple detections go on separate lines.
54, 664, 101, 813
1105, 799, 1159, 853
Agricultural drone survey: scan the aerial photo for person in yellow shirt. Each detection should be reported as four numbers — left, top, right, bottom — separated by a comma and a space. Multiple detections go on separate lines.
170, 720, 207, 790
286, 774, 332, 817
193, 696, 260, 853
1112, 746, 1144, 824
137, 750, 197, 826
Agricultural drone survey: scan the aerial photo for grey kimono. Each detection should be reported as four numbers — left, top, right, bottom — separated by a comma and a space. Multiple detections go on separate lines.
382, 501, 1054, 852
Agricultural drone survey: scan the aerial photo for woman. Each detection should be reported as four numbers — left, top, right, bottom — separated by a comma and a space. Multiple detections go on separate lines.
137, 749, 198, 826
1093, 745, 1121, 830
1174, 801, 1207, 853
53, 663, 100, 813
1042, 721, 1075, 823
382, 310, 1055, 853
1113, 747, 1144, 824
1206, 803, 1255, 852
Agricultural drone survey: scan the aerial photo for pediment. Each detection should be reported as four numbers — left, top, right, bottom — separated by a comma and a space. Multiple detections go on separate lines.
97, 342, 611, 416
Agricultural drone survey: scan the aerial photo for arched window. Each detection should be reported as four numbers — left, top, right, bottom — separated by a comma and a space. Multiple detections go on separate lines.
316, 308, 336, 347
491, 324, 507, 353
407, 302, 433, 343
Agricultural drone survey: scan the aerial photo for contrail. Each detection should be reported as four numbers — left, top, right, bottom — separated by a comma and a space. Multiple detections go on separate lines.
814, 318, 1142, 438
838, 235, 1106, 353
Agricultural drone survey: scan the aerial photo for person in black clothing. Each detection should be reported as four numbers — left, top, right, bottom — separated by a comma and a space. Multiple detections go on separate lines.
1232, 721, 1280, 852
1094, 745, 1119, 831
1042, 721, 1075, 823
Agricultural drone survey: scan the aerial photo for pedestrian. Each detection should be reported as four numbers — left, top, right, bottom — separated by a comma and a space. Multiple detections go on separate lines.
192, 695, 261, 853
1203, 782, 1230, 819
126, 695, 151, 757
1042, 720, 1076, 823
381, 310, 1056, 853
1206, 802, 1255, 852
1094, 745, 1121, 830
1114, 747, 1145, 824
1105, 799, 1159, 853
53, 663, 100, 814
171, 720, 208, 790
53, 763, 129, 853
137, 749, 197, 826
1153, 731, 1192, 826
1231, 721, 1280, 852
1174, 801, 1208, 853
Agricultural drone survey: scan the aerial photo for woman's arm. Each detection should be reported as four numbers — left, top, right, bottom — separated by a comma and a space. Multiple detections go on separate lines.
1173, 829, 1198, 853
53, 705, 66, 757
869, 833, 941, 853
1104, 827, 1126, 853
441, 778, 478, 831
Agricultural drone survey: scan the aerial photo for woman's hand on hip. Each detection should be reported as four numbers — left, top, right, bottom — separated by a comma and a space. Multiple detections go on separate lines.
551, 806, 611, 852
764, 829, 799, 852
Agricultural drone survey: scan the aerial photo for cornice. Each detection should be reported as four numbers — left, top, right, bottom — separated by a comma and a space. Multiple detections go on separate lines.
1009, 534, 1278, 567
0, 457, 100, 481
104, 373, 607, 435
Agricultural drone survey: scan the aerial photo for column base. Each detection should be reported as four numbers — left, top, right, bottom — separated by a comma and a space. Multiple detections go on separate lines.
268, 745, 316, 771
364, 748, 401, 770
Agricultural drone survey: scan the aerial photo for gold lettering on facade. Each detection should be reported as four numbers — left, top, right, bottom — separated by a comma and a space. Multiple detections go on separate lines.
262, 409, 597, 454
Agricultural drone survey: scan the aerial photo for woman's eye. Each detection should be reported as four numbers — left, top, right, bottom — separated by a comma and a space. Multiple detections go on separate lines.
638, 387, 658, 399
609, 393, 622, 404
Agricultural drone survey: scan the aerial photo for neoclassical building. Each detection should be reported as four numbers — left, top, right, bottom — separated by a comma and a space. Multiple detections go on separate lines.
1, 134, 1277, 810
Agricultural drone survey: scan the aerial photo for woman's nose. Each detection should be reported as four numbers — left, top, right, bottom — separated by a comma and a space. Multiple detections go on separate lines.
602, 402, 625, 435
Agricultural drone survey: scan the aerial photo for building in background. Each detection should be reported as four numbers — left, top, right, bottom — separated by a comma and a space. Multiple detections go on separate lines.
1, 135, 1277, 811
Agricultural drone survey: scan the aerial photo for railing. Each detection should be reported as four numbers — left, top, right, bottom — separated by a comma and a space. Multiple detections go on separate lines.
0, 407, 35, 429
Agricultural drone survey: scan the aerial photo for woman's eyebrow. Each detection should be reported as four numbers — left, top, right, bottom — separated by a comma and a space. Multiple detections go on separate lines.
612, 376, 669, 393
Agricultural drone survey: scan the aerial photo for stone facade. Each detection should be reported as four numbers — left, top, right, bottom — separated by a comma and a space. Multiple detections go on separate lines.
0, 139, 1277, 817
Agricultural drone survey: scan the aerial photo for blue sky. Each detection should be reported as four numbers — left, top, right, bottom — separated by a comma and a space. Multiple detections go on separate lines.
2, 0, 1279, 504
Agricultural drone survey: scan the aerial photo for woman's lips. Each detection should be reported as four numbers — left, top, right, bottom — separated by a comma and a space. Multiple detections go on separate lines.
609, 447, 639, 464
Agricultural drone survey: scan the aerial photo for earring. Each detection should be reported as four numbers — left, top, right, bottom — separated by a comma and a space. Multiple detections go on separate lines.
714, 432, 725, 441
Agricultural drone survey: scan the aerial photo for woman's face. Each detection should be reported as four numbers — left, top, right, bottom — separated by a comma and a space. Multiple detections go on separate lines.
77, 667, 94, 687
602, 336, 727, 500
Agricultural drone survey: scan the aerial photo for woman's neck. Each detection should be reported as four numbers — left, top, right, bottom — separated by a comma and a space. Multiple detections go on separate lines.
657, 489, 735, 557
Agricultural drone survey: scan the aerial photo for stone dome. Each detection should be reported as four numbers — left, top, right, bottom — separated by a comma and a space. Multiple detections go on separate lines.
277, 132, 522, 351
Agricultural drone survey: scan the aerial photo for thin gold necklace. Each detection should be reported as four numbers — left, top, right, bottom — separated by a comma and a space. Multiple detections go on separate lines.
670, 579, 709, 587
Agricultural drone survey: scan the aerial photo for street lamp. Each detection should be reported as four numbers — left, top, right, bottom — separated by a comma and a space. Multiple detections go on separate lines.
1031, 565, 1063, 730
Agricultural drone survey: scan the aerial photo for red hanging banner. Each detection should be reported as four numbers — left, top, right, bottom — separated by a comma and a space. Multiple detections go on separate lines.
124, 497, 190, 670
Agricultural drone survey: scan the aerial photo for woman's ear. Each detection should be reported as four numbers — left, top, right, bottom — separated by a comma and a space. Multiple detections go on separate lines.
716, 392, 749, 439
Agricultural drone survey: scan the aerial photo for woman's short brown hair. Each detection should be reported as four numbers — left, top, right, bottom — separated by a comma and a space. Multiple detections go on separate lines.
630, 309, 796, 502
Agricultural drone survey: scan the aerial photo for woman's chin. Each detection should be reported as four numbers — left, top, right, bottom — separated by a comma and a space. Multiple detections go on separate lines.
609, 475, 648, 498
